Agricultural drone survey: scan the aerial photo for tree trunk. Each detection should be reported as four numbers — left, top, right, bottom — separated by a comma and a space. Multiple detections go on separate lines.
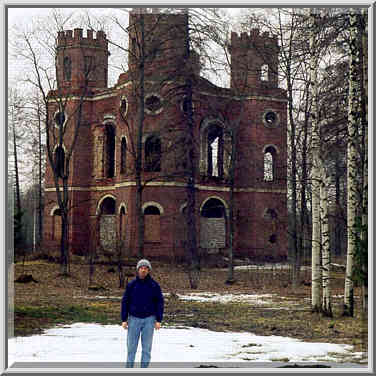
320, 174, 332, 317
60, 210, 69, 275
12, 107, 21, 219
309, 10, 321, 312
287, 70, 299, 288
334, 152, 342, 257
226, 123, 237, 284
360, 8, 368, 315
37, 95, 43, 246
135, 13, 145, 259
184, 11, 200, 289
344, 10, 361, 317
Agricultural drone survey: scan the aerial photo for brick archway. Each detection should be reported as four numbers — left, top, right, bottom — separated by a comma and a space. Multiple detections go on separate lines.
200, 197, 227, 250
97, 196, 116, 252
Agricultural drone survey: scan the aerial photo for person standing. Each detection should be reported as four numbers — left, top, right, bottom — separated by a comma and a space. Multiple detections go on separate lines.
121, 259, 164, 368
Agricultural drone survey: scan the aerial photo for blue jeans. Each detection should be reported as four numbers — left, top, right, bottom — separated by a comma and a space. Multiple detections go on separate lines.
126, 315, 156, 368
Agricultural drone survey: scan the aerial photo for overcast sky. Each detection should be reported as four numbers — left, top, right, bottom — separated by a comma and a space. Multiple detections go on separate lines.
7, 6, 246, 90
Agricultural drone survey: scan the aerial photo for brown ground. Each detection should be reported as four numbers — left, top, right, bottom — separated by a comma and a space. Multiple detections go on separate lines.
12, 254, 368, 362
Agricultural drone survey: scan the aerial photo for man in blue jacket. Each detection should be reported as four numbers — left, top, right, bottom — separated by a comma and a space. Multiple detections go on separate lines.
121, 259, 164, 368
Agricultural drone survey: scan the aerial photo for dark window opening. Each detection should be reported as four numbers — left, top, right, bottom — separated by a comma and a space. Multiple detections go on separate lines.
182, 98, 190, 113
265, 208, 278, 220
207, 125, 224, 178
54, 147, 65, 178
269, 234, 277, 244
120, 98, 128, 115
145, 95, 162, 113
144, 206, 160, 215
265, 111, 277, 124
145, 135, 161, 172
201, 198, 225, 218
55, 112, 65, 127
100, 197, 116, 215
105, 124, 115, 178
182, 97, 194, 114
120, 138, 127, 174
63, 57, 72, 81
119, 206, 126, 240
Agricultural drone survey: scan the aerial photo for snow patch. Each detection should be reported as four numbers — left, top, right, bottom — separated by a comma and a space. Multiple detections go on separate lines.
8, 323, 364, 366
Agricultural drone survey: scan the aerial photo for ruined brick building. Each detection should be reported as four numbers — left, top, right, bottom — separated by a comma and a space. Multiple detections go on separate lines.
43, 10, 288, 262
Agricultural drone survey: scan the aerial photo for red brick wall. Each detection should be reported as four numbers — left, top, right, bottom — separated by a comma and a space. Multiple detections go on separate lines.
43, 22, 288, 263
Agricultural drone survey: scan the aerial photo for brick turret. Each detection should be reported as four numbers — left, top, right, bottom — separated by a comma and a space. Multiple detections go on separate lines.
56, 29, 109, 89
128, 9, 200, 78
230, 29, 279, 93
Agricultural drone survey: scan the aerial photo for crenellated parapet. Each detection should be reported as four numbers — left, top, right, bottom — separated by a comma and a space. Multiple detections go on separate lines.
230, 29, 279, 51
230, 29, 279, 93
56, 29, 109, 90
57, 29, 108, 48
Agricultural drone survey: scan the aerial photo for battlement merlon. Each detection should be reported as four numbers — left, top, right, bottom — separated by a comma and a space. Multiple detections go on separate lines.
230, 29, 279, 50
57, 29, 108, 48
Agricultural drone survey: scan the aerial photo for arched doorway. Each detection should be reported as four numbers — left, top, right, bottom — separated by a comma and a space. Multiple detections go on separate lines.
98, 196, 116, 252
143, 204, 162, 243
200, 198, 226, 251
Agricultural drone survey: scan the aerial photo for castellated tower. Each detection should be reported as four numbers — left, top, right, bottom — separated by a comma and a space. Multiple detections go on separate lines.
56, 29, 109, 89
230, 29, 279, 93
128, 9, 200, 78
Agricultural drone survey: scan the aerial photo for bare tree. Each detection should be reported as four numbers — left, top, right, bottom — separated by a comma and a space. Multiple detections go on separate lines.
13, 17, 100, 275
309, 9, 322, 312
8, 88, 26, 252
343, 9, 363, 317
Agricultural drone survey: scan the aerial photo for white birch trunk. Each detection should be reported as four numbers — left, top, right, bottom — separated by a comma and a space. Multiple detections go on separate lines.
344, 9, 360, 317
361, 8, 368, 314
309, 10, 322, 312
320, 172, 332, 317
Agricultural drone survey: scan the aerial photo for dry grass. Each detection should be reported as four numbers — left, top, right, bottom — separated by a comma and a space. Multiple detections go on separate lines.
12, 254, 368, 361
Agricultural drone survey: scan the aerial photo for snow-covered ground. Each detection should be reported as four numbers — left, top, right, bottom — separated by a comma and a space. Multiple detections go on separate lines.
177, 292, 276, 305
8, 323, 366, 368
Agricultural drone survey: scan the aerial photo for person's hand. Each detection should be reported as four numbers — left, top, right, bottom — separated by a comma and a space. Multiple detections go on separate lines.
155, 322, 161, 330
122, 321, 128, 330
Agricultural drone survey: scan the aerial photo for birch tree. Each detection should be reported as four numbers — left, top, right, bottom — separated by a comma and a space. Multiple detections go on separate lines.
343, 9, 362, 317
360, 8, 368, 313
320, 172, 332, 316
309, 9, 322, 312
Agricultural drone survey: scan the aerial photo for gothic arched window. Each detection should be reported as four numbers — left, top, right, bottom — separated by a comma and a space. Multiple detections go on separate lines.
119, 206, 126, 240
105, 124, 115, 178
54, 146, 65, 178
261, 64, 269, 81
120, 137, 127, 174
264, 146, 277, 182
63, 57, 72, 81
207, 125, 224, 178
145, 135, 161, 172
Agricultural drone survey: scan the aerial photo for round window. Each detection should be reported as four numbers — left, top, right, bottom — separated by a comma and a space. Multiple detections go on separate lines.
145, 94, 163, 114
262, 110, 280, 128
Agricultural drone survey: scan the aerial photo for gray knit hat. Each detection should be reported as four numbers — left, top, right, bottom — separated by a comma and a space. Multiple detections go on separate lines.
136, 259, 152, 271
